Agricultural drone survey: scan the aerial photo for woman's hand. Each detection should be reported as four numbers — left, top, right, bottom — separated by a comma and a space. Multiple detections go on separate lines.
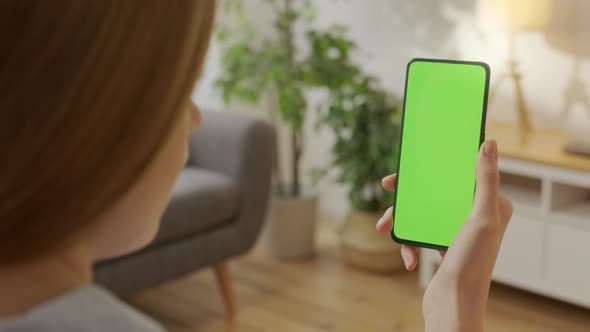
376, 140, 513, 332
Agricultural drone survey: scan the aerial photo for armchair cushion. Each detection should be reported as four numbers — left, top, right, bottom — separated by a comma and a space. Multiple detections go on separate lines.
151, 168, 239, 246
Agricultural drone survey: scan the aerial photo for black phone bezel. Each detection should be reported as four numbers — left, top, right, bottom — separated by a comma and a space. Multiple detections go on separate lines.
390, 58, 491, 251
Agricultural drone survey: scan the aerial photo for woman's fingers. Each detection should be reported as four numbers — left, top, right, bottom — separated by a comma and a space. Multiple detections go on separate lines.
401, 245, 420, 270
381, 173, 419, 271
376, 206, 393, 232
378, 174, 418, 270
381, 173, 397, 191
377, 173, 397, 232
472, 140, 500, 217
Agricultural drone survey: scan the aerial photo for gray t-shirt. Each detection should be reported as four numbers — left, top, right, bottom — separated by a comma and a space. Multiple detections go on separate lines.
0, 286, 165, 332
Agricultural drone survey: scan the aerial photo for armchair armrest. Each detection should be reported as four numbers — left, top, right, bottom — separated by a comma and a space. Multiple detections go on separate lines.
188, 110, 275, 250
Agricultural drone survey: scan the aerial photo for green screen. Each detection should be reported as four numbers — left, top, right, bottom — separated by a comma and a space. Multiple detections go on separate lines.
392, 59, 489, 248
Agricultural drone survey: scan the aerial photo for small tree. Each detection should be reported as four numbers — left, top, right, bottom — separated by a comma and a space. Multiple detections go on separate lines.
315, 76, 401, 212
216, 0, 314, 196
217, 0, 401, 208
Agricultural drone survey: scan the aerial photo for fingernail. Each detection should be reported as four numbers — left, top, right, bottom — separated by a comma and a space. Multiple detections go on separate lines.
484, 140, 497, 160
376, 216, 384, 231
377, 217, 389, 232
402, 252, 410, 269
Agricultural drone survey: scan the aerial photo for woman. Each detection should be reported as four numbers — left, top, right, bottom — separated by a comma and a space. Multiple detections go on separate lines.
376, 140, 513, 332
0, 1, 215, 331
0, 1, 511, 332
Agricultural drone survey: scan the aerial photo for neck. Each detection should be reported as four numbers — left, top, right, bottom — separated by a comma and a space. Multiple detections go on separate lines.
0, 242, 93, 318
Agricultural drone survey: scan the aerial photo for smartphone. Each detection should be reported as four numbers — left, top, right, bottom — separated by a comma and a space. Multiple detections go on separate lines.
391, 58, 490, 250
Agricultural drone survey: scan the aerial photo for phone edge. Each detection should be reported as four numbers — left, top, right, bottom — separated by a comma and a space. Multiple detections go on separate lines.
390, 58, 491, 251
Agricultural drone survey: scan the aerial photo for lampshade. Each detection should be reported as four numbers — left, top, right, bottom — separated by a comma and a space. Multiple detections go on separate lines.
478, 0, 551, 30
545, 0, 590, 56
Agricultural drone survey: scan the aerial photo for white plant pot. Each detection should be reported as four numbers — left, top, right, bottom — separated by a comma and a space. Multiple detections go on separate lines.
263, 191, 318, 259
340, 209, 404, 273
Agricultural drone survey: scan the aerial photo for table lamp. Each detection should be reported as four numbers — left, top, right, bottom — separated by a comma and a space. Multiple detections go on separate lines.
545, 0, 590, 122
478, 0, 551, 145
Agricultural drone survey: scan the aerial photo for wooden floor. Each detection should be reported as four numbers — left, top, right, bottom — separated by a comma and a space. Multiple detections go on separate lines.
128, 222, 590, 332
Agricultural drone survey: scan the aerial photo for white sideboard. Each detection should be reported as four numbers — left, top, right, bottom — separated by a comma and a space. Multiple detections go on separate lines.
419, 123, 590, 308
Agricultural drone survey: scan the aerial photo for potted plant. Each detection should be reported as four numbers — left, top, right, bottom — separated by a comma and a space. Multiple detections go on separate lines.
216, 0, 358, 259
314, 72, 404, 272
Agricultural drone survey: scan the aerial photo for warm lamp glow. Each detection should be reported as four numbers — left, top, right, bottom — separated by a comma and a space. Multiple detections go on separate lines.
545, 0, 590, 56
479, 0, 550, 145
478, 0, 551, 30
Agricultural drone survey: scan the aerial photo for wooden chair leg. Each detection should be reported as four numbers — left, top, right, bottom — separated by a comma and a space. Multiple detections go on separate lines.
214, 262, 235, 317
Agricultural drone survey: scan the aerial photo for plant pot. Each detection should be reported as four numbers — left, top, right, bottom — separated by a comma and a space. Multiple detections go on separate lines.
263, 190, 318, 259
340, 209, 404, 273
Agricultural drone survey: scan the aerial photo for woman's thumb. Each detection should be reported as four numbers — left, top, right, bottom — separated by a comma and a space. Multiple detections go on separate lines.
473, 140, 500, 215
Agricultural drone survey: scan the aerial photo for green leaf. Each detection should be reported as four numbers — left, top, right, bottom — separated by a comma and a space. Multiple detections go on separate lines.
215, 0, 401, 205
302, 1, 317, 22
310, 167, 328, 185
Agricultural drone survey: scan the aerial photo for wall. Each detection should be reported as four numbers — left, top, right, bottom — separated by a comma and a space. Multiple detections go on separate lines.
194, 0, 590, 221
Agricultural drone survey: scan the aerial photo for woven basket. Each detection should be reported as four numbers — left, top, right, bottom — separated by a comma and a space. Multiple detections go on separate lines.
340, 209, 404, 273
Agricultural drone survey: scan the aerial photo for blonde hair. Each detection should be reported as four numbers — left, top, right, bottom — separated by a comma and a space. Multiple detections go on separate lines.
0, 0, 216, 264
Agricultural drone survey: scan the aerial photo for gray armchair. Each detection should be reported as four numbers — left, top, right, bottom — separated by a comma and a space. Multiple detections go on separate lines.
95, 111, 275, 315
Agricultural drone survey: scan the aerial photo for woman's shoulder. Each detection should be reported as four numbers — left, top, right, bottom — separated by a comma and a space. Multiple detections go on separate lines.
0, 285, 165, 332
